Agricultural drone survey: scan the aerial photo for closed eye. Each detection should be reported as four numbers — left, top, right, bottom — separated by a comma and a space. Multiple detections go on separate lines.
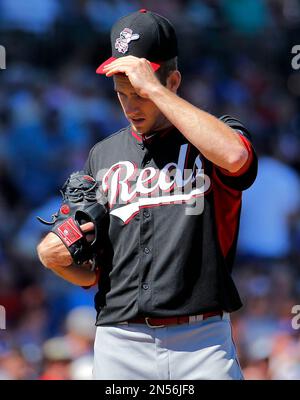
116, 90, 141, 100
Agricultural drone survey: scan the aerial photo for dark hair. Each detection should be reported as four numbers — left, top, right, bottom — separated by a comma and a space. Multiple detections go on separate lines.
155, 57, 178, 85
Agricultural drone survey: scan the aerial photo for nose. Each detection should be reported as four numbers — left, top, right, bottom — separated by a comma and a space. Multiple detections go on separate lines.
123, 97, 140, 117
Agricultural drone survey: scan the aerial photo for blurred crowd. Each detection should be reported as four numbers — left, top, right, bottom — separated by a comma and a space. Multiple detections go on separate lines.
0, 0, 300, 380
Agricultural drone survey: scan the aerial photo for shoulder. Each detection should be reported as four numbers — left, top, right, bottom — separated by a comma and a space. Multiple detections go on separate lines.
219, 114, 252, 142
214, 115, 258, 191
84, 126, 130, 176
89, 126, 130, 158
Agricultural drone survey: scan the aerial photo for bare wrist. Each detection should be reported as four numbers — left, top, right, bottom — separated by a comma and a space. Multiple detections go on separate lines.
48, 261, 73, 271
37, 248, 72, 270
147, 82, 165, 100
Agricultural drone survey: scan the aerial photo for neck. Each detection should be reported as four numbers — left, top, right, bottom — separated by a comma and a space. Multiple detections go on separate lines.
144, 121, 173, 138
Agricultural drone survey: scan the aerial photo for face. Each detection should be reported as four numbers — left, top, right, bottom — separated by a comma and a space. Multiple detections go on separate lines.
113, 75, 171, 135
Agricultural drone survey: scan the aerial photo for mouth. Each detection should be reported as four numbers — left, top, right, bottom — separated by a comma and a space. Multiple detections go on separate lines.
129, 117, 145, 125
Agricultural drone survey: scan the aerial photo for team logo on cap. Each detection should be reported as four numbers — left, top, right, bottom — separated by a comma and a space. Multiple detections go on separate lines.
115, 28, 140, 54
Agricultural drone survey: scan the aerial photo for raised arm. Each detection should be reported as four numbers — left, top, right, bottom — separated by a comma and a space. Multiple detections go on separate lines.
104, 56, 248, 173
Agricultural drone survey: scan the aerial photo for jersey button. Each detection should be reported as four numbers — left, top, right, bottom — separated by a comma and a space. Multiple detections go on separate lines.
143, 210, 150, 218
144, 247, 150, 254
142, 283, 149, 290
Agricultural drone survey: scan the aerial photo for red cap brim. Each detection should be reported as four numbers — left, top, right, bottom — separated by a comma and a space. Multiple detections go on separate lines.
96, 57, 161, 75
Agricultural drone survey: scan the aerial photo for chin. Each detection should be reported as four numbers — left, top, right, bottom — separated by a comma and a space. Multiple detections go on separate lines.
131, 125, 149, 136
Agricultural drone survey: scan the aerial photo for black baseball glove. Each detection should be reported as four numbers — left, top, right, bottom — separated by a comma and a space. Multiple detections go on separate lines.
37, 171, 107, 266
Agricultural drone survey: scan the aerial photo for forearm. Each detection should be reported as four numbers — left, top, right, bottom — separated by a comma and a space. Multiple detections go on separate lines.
149, 86, 248, 172
49, 262, 98, 287
37, 231, 98, 287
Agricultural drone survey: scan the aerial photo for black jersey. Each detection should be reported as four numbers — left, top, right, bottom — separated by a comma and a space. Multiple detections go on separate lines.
84, 115, 257, 325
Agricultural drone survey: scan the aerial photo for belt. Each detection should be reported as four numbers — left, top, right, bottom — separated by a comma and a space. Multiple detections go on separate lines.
124, 311, 223, 328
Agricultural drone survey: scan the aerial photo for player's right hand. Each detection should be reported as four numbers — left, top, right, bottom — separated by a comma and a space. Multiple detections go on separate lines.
37, 222, 95, 270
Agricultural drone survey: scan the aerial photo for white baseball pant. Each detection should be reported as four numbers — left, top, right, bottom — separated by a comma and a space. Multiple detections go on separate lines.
93, 312, 243, 380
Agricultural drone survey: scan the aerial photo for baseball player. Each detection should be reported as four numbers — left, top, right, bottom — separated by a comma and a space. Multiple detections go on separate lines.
37, 9, 257, 380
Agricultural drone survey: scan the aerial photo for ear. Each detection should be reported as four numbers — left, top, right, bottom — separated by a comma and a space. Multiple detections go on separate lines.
166, 70, 181, 93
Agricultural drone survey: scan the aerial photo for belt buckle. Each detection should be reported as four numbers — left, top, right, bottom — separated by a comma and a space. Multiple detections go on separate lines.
145, 317, 165, 328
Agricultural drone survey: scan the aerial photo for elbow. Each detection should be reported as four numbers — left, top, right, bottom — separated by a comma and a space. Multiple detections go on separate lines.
226, 146, 249, 173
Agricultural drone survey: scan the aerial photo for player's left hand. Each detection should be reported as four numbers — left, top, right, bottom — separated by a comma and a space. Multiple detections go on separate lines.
103, 56, 162, 98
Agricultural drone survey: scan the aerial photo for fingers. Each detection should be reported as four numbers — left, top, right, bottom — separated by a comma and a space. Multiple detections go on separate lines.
103, 55, 139, 69
80, 222, 95, 232
80, 222, 95, 243
103, 57, 150, 76
104, 63, 131, 77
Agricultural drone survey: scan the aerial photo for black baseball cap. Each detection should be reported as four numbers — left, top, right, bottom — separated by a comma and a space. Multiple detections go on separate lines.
96, 9, 178, 75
